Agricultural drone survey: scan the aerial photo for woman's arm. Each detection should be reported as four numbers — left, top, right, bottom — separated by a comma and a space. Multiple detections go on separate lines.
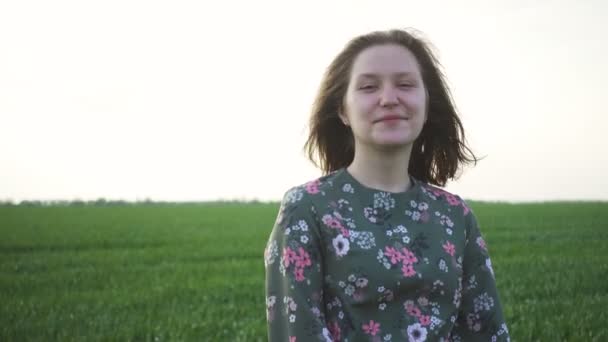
264, 187, 332, 342
450, 206, 511, 341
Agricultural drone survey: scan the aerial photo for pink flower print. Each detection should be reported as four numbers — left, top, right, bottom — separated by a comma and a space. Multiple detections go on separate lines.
305, 179, 321, 194
322, 214, 344, 229
289, 337, 296, 342
476, 236, 487, 251
283, 247, 297, 267
445, 194, 461, 206
401, 247, 418, 264
428, 187, 444, 198
339, 227, 350, 237
362, 320, 380, 336
402, 263, 416, 277
462, 202, 470, 215
406, 304, 422, 317
294, 267, 305, 282
443, 241, 455, 256
295, 247, 311, 268
329, 321, 341, 341
384, 246, 402, 264
284, 247, 312, 282
419, 315, 431, 326
420, 210, 430, 222
353, 289, 364, 302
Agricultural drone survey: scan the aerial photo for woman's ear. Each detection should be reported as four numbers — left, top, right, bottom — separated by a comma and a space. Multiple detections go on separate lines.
340, 114, 350, 126
338, 106, 350, 126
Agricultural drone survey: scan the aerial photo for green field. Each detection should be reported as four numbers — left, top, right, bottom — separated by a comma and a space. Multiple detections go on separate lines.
1, 201, 607, 341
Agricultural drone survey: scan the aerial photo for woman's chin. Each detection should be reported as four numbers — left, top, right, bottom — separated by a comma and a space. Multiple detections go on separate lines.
370, 133, 416, 149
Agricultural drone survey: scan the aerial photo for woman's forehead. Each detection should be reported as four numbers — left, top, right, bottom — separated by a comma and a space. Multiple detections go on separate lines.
351, 45, 421, 78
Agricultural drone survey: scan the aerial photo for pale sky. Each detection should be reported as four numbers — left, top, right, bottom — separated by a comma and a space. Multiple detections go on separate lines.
1, 0, 607, 202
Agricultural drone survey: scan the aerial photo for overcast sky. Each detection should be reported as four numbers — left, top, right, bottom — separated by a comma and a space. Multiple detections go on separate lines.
1, 0, 607, 202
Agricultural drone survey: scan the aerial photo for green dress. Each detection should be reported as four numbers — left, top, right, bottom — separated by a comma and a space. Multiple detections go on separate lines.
264, 168, 510, 342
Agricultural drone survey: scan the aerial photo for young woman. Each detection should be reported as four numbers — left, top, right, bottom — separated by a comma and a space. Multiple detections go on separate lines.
264, 29, 510, 342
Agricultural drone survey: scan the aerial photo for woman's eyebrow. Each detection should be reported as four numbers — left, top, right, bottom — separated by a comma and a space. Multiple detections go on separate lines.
356, 72, 416, 79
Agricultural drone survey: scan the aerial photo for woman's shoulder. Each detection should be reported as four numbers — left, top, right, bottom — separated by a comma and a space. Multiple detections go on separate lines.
416, 181, 472, 217
278, 170, 345, 208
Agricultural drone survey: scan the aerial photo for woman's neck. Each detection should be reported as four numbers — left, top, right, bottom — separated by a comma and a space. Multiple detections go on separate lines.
347, 143, 413, 193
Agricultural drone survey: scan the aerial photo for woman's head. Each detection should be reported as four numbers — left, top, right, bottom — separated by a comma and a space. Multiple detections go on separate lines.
304, 28, 477, 187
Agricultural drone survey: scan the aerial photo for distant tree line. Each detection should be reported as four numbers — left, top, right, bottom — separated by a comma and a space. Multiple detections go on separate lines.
0, 198, 270, 207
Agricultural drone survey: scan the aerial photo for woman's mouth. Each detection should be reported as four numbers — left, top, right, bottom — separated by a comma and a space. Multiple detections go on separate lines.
375, 115, 407, 123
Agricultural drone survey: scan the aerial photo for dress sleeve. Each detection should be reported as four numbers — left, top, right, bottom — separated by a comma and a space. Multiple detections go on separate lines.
450, 208, 510, 341
264, 187, 332, 342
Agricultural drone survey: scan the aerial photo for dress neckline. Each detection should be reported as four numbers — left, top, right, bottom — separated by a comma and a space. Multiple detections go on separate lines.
337, 167, 422, 198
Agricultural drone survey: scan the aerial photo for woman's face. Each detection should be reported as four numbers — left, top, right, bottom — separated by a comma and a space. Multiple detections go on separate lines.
341, 44, 427, 151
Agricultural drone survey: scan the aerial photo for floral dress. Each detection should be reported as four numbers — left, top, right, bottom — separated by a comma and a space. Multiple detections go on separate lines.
264, 168, 510, 342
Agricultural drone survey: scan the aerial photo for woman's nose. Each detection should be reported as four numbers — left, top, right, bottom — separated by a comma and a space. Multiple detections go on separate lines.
379, 86, 399, 107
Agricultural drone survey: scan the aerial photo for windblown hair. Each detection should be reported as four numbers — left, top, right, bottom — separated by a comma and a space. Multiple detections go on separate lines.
304, 28, 478, 187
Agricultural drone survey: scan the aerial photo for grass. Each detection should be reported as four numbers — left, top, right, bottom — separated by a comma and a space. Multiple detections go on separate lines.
0, 201, 607, 341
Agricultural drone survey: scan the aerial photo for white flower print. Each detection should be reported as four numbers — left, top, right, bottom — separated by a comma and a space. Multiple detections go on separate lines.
332, 234, 350, 257
379, 303, 387, 310
355, 277, 368, 288
377, 286, 385, 292
453, 288, 462, 308
363, 207, 378, 223
300, 235, 309, 244
397, 225, 407, 233
288, 299, 297, 312
351, 231, 376, 249
384, 334, 392, 341
407, 323, 428, 342
430, 316, 442, 330
439, 259, 448, 272
348, 274, 356, 282
285, 228, 290, 235
411, 211, 421, 221
417, 297, 429, 306
289, 314, 296, 323
342, 183, 355, 193
474, 292, 495, 312
284, 187, 304, 204
418, 202, 429, 211
298, 220, 308, 231
402, 236, 410, 244
410, 200, 417, 208
345, 284, 355, 296
466, 275, 478, 290
446, 228, 453, 235
312, 307, 320, 317
338, 281, 346, 288
266, 295, 276, 308
339, 311, 344, 319
486, 258, 495, 277
322, 327, 333, 342
264, 240, 278, 267
374, 192, 396, 210
386, 230, 393, 236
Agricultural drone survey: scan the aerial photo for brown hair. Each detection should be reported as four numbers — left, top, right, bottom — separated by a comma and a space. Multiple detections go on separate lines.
304, 28, 478, 187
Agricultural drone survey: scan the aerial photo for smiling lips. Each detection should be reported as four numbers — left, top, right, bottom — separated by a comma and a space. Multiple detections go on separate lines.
374, 115, 408, 123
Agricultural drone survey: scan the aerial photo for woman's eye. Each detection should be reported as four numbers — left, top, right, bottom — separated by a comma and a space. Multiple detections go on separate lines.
359, 85, 376, 90
399, 83, 414, 88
